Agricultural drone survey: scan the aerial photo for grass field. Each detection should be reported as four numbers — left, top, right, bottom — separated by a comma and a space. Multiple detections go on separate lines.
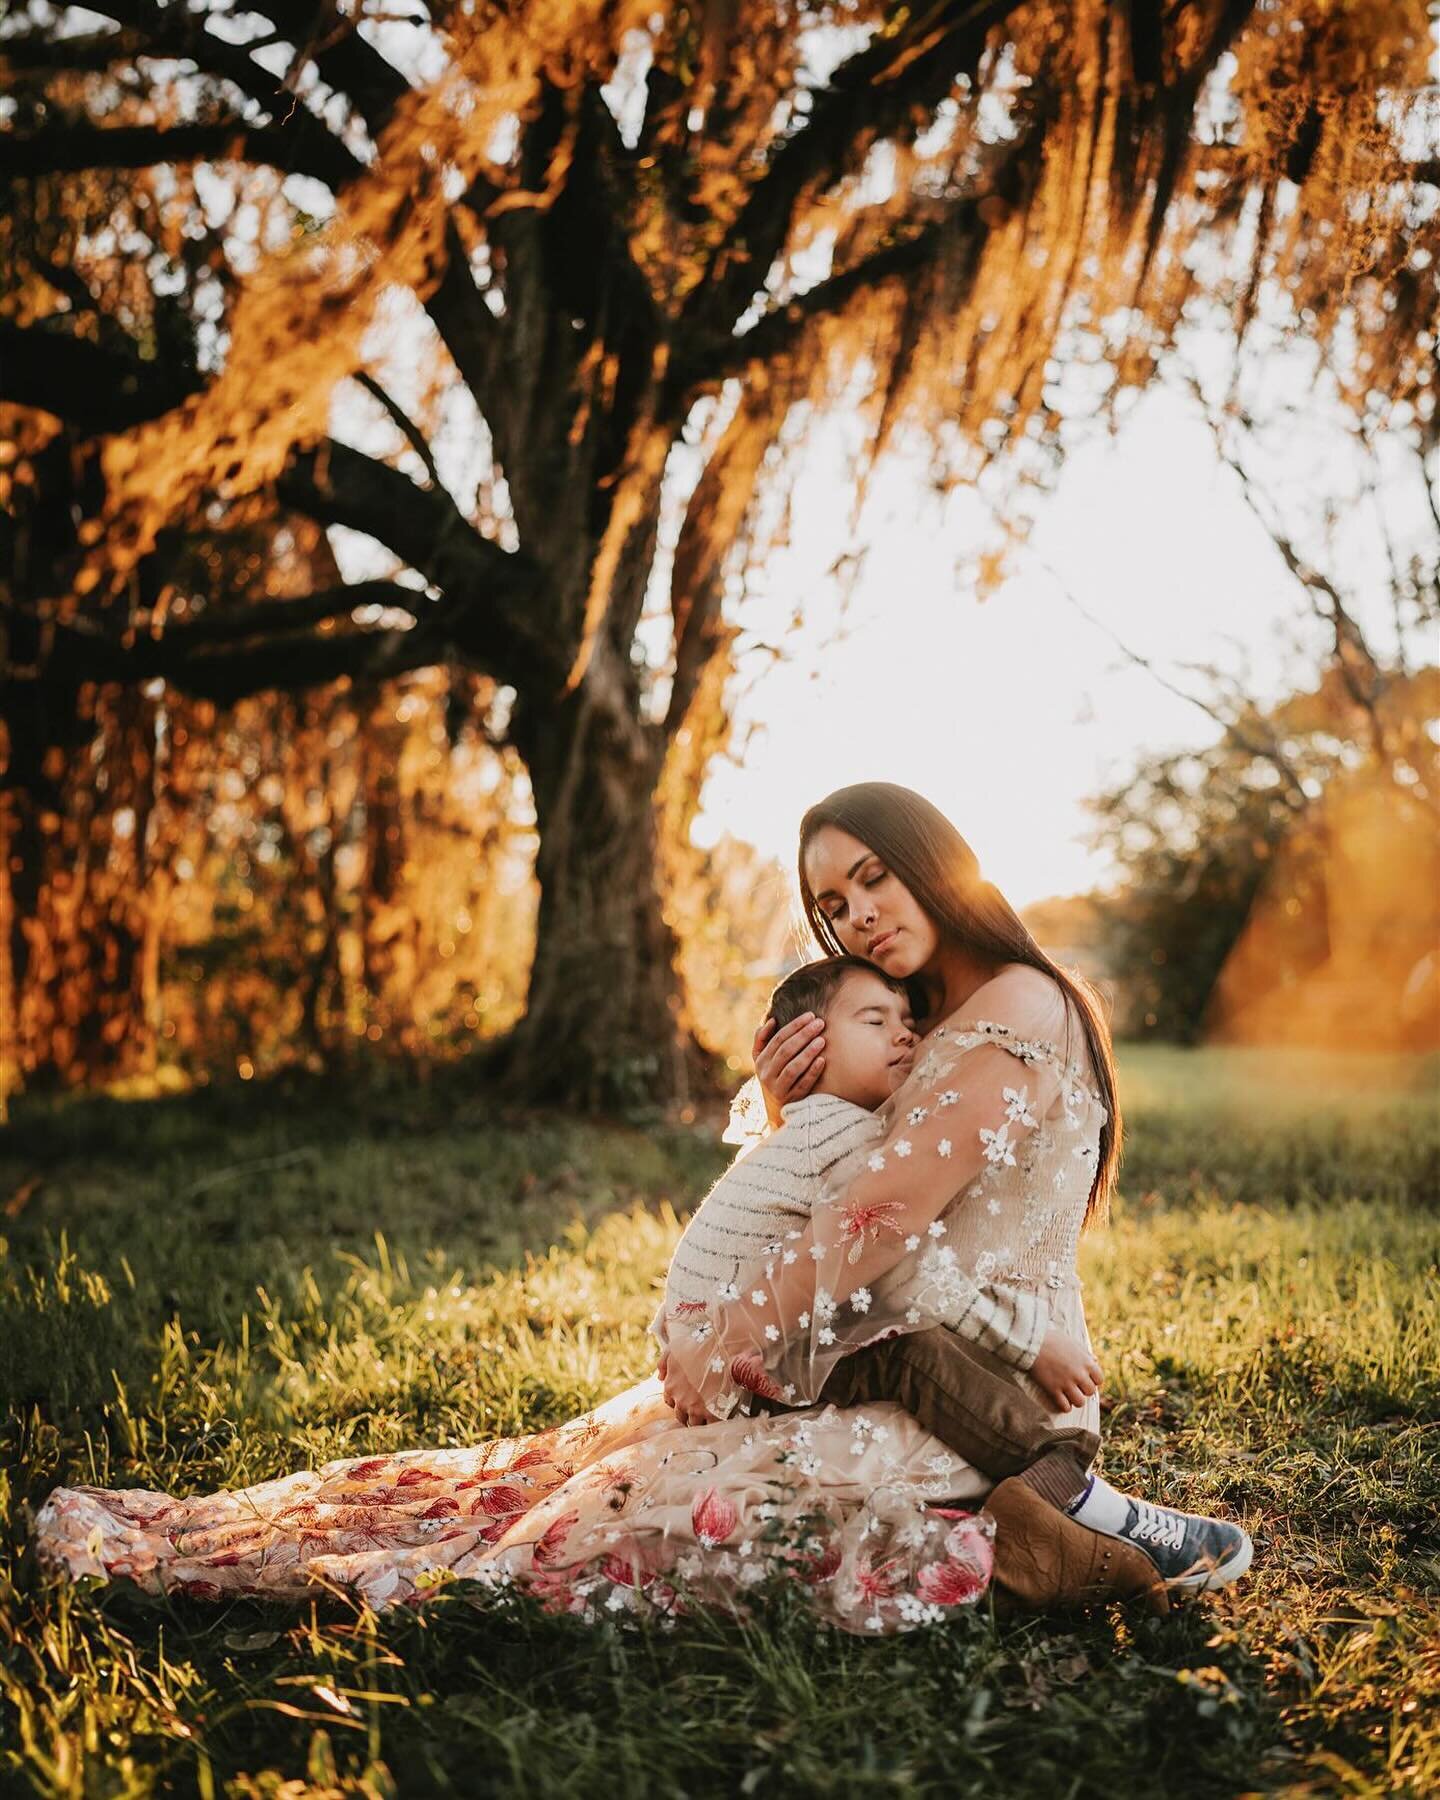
1, 1047, 1437, 1797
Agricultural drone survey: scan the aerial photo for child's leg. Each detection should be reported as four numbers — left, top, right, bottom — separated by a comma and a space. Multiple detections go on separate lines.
817, 1328, 1253, 1596
814, 1326, 1096, 1504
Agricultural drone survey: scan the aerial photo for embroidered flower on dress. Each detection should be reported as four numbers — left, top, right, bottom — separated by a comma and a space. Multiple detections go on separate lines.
1003, 1085, 1037, 1127
936, 1090, 960, 1108
691, 1489, 738, 1547
936, 1138, 952, 1158
979, 1122, 1017, 1167
894, 1139, 913, 1159
867, 1151, 887, 1172
850, 1287, 872, 1314
905, 1234, 920, 1251
838, 1198, 907, 1264
907, 1107, 929, 1125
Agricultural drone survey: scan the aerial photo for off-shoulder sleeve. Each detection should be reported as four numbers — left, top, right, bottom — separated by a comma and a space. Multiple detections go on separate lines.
665, 967, 1093, 1416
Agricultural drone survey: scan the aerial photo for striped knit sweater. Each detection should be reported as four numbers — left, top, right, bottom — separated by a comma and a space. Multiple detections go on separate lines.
655, 1094, 1048, 1370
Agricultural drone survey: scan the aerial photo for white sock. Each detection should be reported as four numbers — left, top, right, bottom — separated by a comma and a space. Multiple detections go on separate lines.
1064, 1473, 1133, 1537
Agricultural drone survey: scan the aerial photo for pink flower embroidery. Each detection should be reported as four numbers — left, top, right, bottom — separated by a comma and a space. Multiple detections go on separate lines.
838, 1199, 907, 1265
691, 1489, 739, 1547
601, 1552, 647, 1588
729, 1354, 784, 1402
799, 1539, 842, 1584
915, 1558, 987, 1606
855, 1555, 905, 1600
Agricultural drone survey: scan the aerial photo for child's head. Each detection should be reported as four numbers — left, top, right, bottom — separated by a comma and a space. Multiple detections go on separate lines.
767, 956, 917, 1111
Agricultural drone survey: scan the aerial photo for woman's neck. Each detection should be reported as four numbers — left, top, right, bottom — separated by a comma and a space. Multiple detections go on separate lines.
924, 941, 1003, 1024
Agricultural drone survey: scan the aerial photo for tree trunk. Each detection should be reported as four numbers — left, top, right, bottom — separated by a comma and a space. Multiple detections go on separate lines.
500, 667, 696, 1110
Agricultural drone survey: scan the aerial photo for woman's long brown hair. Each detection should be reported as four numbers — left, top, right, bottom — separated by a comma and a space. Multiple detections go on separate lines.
798, 782, 1121, 1225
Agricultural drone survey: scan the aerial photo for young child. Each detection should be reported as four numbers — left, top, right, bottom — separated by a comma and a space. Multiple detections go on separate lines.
655, 956, 1102, 1414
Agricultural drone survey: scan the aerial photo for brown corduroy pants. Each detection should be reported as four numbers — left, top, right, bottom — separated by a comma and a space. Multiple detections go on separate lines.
759, 1326, 1098, 1509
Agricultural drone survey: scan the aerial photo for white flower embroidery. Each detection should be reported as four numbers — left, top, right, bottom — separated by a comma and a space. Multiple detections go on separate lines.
809, 1244, 825, 1261
764, 1324, 780, 1342
867, 1151, 887, 1172
927, 1220, 946, 1238
709, 1356, 726, 1372
905, 1234, 921, 1251
798, 1311, 810, 1329
936, 1089, 960, 1108
716, 1279, 740, 1301
936, 1138, 952, 1159
817, 1328, 836, 1347
894, 1139, 913, 1159
986, 1196, 1002, 1215
907, 1106, 929, 1125
782, 1384, 796, 1400
906, 1307, 922, 1324
1003, 1085, 1037, 1127
783, 1249, 798, 1265
980, 1122, 1017, 1167
850, 1287, 872, 1314
750, 1290, 768, 1306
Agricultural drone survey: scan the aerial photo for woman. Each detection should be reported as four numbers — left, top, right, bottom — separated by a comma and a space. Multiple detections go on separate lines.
659, 784, 1250, 1593
35, 785, 1247, 1631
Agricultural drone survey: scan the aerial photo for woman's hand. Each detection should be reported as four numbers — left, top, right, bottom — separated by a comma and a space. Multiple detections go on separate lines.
752, 1012, 826, 1127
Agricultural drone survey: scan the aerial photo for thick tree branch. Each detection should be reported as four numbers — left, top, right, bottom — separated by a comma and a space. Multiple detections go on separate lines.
701, 218, 944, 382
277, 440, 559, 691
0, 321, 202, 433
687, 0, 1017, 340
0, 117, 360, 187
155, 577, 417, 647
0, 26, 146, 74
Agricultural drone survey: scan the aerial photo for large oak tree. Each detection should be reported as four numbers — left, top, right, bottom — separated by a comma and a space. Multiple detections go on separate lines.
1, 0, 1434, 1103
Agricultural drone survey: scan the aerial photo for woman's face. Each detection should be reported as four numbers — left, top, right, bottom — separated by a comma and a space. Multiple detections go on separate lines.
803, 825, 939, 982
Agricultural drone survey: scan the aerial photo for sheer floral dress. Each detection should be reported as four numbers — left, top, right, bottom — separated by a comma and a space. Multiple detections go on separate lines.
34, 967, 1100, 1634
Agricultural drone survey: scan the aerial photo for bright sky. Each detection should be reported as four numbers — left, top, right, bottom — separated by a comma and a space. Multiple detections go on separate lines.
691, 380, 1422, 909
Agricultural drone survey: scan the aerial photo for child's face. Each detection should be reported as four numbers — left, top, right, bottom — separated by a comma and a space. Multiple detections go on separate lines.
814, 969, 917, 1111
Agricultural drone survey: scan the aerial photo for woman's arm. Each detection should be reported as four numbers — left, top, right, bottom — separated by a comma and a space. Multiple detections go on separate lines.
666, 989, 1080, 1415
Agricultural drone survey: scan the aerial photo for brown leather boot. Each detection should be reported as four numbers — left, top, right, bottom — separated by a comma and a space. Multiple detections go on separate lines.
984, 1476, 1169, 1617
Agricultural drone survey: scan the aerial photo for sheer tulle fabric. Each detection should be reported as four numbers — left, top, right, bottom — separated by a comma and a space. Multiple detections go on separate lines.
663, 967, 1107, 1422
34, 1381, 993, 1633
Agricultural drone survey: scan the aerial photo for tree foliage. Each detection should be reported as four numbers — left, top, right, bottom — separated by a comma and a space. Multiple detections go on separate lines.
1, 0, 1435, 1101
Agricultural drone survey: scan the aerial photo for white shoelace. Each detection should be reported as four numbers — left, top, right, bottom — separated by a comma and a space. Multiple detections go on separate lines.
1128, 1499, 1187, 1552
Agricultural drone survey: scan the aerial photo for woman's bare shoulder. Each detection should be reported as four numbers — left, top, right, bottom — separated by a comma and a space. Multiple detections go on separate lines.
945, 963, 1068, 1034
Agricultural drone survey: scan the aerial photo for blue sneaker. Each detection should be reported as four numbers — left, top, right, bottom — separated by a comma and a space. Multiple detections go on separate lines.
1106, 1497, 1253, 1592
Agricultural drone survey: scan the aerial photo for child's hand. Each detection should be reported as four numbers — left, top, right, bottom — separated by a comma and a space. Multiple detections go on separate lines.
1030, 1330, 1103, 1413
